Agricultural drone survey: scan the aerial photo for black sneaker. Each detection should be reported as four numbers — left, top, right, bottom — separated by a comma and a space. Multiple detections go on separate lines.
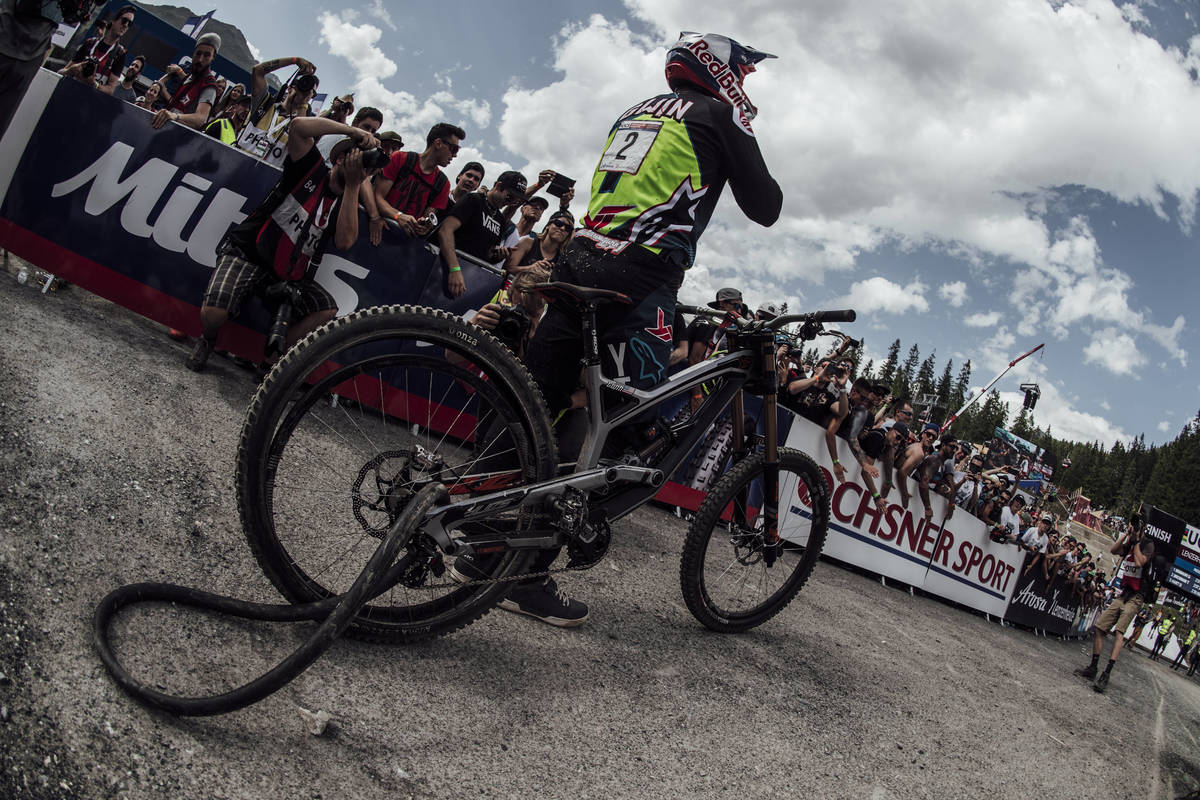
498, 577, 588, 628
186, 337, 214, 372
1093, 671, 1110, 693
1073, 664, 1097, 680
449, 552, 490, 583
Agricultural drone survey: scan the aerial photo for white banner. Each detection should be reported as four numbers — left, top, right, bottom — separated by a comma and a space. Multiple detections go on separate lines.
781, 415, 1024, 616
52, 23, 78, 49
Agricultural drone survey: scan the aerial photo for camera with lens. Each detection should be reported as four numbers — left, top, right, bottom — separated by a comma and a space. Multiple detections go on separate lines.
360, 147, 390, 171
79, 58, 98, 80
293, 73, 318, 95
493, 305, 532, 352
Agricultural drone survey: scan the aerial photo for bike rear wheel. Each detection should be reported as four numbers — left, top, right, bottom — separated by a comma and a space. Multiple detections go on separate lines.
679, 448, 830, 633
237, 305, 558, 643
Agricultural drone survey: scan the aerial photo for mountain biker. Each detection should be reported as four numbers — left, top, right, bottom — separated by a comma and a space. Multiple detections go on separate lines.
457, 32, 783, 628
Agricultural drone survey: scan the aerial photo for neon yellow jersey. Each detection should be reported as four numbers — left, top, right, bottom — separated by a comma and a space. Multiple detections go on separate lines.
577, 88, 781, 268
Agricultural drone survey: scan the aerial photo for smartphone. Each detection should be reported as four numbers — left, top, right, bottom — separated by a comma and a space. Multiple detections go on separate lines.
546, 173, 575, 197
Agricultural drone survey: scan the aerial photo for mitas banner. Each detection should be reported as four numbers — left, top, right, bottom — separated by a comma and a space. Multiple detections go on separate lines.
0, 71, 501, 364
780, 417, 1025, 617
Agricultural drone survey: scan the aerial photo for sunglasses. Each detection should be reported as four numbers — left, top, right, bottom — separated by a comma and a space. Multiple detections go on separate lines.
549, 219, 572, 229
897, 410, 913, 417
440, 139, 461, 155
117, 16, 134, 26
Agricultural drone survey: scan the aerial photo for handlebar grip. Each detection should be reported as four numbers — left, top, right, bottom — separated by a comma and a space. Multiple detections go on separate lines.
813, 309, 856, 324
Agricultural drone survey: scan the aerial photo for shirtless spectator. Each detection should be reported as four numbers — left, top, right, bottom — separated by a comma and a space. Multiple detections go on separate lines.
61, 5, 134, 94
915, 434, 957, 523
896, 423, 938, 505
855, 419, 909, 514
237, 55, 320, 165
151, 33, 222, 131
828, 377, 884, 484
372, 122, 463, 243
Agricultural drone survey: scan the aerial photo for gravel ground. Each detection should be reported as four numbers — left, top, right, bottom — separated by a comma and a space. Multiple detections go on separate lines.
2, 262, 1200, 800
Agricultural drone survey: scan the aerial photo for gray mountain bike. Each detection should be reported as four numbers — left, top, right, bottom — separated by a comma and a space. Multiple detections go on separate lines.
236, 282, 854, 640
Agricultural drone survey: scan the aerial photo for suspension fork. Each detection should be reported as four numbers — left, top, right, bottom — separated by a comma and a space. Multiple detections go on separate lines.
759, 341, 782, 565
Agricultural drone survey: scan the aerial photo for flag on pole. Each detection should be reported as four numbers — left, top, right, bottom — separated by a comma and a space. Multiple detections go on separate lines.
180, 10, 215, 38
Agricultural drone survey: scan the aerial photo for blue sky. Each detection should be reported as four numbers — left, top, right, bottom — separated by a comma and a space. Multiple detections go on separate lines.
163, 0, 1198, 447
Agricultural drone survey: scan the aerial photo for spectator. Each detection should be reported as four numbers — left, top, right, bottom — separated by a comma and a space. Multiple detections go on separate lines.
237, 55, 320, 164
151, 33, 221, 130
0, 0, 62, 136
914, 434, 957, 523
185, 119, 381, 372
779, 358, 847, 431
855, 419, 910, 514
320, 93, 354, 124
203, 94, 252, 145
377, 130, 403, 156
501, 196, 549, 250
210, 81, 245, 119
212, 75, 227, 109
318, 105, 382, 161
828, 377, 883, 484
1020, 513, 1052, 555
371, 122, 463, 242
438, 170, 528, 298
1150, 614, 1175, 662
448, 161, 485, 208
1074, 515, 1156, 693
687, 287, 746, 364
1171, 628, 1195, 671
1125, 602, 1153, 652
110, 54, 144, 103
135, 82, 161, 110
61, 4, 134, 94
505, 210, 573, 278
458, 264, 552, 360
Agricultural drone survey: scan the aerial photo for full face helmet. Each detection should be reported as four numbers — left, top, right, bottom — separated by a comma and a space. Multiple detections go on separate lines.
665, 32, 776, 122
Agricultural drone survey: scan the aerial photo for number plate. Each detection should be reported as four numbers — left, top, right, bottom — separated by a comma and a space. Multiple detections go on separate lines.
598, 120, 662, 174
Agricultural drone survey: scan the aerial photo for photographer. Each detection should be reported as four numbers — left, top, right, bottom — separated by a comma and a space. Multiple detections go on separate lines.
236, 55, 320, 165
61, 5, 134, 94
1073, 514, 1155, 693
455, 265, 551, 361
185, 116, 381, 372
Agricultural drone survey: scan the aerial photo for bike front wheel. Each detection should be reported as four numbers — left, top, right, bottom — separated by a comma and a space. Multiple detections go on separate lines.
679, 448, 830, 633
237, 304, 558, 643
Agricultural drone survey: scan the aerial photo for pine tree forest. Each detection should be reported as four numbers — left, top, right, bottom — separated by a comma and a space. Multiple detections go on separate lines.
847, 338, 1200, 525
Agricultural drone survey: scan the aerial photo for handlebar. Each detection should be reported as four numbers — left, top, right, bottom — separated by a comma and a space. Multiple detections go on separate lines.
676, 304, 857, 331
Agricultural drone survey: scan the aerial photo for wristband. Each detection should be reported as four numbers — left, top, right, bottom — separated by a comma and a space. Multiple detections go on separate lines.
392, 212, 400, 221
872, 492, 881, 500
448, 266, 461, 273
291, 57, 299, 65
832, 459, 840, 466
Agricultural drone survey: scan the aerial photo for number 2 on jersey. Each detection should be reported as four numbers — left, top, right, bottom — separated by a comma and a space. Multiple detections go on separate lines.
599, 119, 662, 175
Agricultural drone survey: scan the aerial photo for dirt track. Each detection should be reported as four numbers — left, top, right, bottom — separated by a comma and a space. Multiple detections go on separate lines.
2, 264, 1200, 800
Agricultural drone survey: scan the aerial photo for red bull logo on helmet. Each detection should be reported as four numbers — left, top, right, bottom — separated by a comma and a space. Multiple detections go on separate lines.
685, 38, 750, 110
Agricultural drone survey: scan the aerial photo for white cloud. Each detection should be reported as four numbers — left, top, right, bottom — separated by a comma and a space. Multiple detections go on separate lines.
1157, 420, 1170, 433
1100, 400, 1111, 411
963, 310, 1002, 328
317, 11, 492, 139
496, 2, 1193, 364
1082, 327, 1147, 375
366, 0, 397, 32
833, 276, 929, 315
246, 40, 261, 62
938, 280, 968, 307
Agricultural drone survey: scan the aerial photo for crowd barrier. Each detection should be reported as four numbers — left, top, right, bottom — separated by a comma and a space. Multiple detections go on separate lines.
1, 71, 1102, 635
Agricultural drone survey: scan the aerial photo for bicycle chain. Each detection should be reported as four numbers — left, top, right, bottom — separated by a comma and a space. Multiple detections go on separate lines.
413, 563, 572, 592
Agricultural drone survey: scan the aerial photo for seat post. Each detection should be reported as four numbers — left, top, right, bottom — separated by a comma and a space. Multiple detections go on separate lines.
580, 302, 602, 367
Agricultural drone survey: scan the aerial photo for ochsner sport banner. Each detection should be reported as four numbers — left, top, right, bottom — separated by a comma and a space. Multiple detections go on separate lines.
780, 417, 1024, 616
0, 72, 501, 360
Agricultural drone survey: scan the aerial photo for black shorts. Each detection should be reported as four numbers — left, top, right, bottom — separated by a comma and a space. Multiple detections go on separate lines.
203, 246, 336, 318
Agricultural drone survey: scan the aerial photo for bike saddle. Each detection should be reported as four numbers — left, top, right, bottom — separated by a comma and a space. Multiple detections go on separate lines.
532, 282, 632, 308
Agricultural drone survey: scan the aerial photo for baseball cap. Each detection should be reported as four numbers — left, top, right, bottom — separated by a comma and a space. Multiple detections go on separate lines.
496, 170, 528, 197
708, 287, 744, 309
526, 196, 550, 211
890, 420, 910, 439
923, 422, 940, 434
1041, 512, 1054, 523
378, 130, 404, 145
756, 301, 782, 319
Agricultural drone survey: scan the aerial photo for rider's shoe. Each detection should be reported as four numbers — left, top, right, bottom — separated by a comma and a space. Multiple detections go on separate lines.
186, 337, 213, 372
1073, 663, 1097, 680
449, 552, 489, 583
1092, 671, 1110, 694
498, 577, 588, 628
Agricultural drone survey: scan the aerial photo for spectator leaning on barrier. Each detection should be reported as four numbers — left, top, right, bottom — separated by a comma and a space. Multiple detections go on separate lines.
203, 94, 252, 145
439, 171, 528, 298
501, 195, 549, 250
505, 210, 573, 281
855, 419, 909, 514
828, 377, 882, 484
236, 55, 319, 164
61, 4, 134, 94
1074, 514, 1156, 693
110, 54, 144, 103
185, 118, 381, 372
152, 33, 221, 131
915, 434, 957, 523
371, 122, 463, 243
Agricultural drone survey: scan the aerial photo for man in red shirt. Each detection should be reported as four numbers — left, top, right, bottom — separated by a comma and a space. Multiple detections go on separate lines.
370, 122, 463, 241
